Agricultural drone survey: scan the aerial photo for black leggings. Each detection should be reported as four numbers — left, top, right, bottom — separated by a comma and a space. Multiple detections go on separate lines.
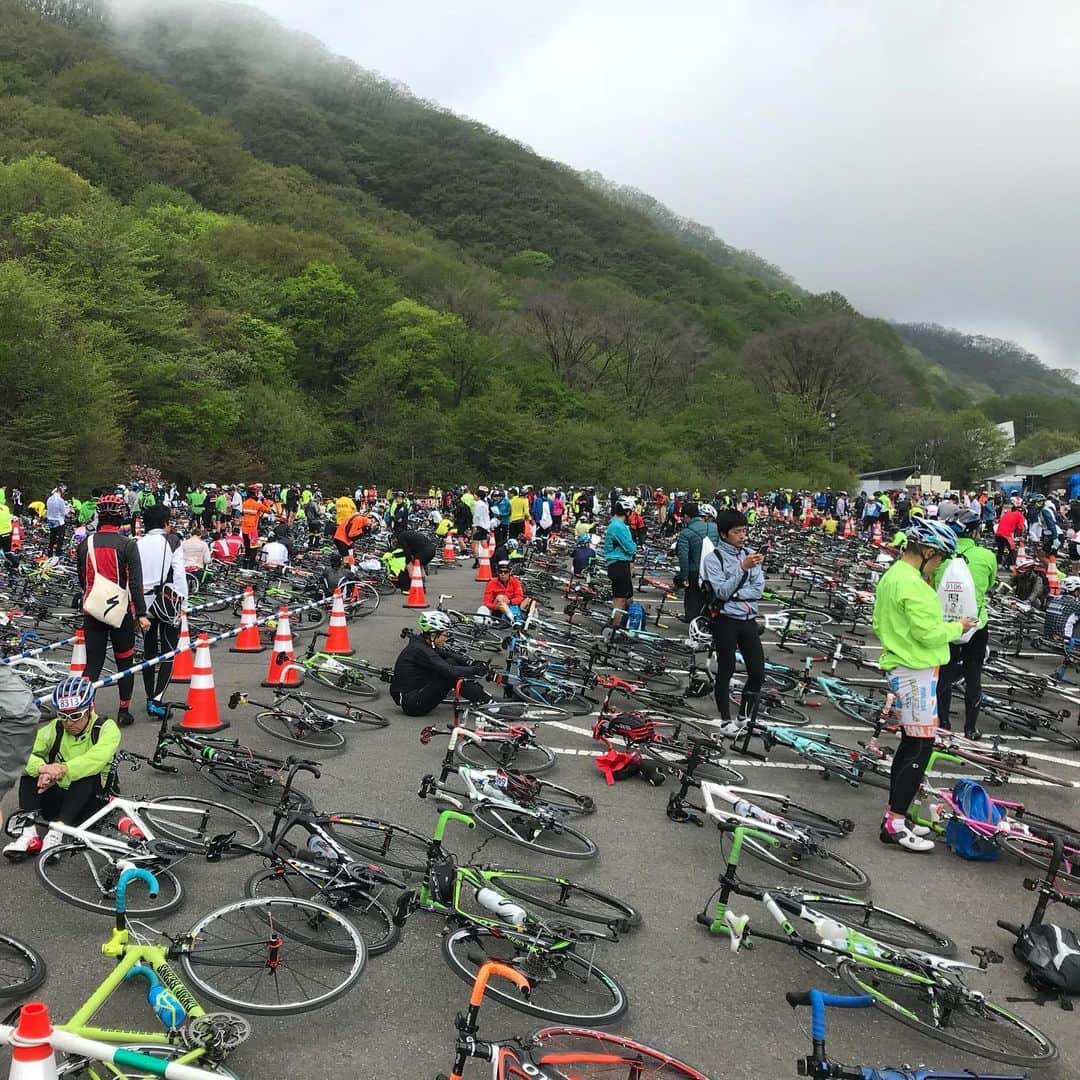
888, 732, 935, 815
83, 612, 136, 704
712, 615, 764, 721
392, 679, 488, 717
683, 574, 705, 622
142, 617, 179, 702
936, 626, 988, 736
48, 524, 65, 556
18, 774, 102, 825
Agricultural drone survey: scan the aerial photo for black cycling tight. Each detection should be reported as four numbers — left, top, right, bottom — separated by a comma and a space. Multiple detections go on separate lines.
392, 679, 489, 717
142, 618, 179, 702
83, 612, 135, 704
888, 732, 935, 815
712, 615, 764, 721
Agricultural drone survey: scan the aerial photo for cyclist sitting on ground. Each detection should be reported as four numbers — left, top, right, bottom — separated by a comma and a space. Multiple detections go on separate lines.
1043, 576, 1080, 660
3, 677, 120, 859
319, 553, 359, 598
873, 519, 976, 854
478, 560, 535, 623
389, 611, 492, 716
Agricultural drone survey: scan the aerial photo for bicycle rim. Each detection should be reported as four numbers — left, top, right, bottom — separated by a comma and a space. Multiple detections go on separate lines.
473, 803, 598, 860
838, 961, 1057, 1065
789, 894, 956, 955
144, 797, 265, 854
244, 867, 399, 956
529, 1028, 710, 1079
441, 928, 627, 1025
322, 816, 430, 873
0, 932, 46, 998
514, 682, 594, 717
255, 710, 346, 749
478, 702, 573, 722
457, 739, 557, 775
182, 897, 366, 1014
308, 667, 380, 700
37, 845, 183, 916
489, 871, 641, 928
741, 836, 870, 891
202, 764, 312, 812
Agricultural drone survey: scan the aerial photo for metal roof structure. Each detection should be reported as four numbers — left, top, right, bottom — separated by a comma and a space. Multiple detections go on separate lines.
1027, 450, 1080, 477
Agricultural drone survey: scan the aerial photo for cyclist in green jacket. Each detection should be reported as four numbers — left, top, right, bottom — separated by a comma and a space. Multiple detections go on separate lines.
673, 502, 719, 622
932, 510, 998, 739
872, 519, 976, 853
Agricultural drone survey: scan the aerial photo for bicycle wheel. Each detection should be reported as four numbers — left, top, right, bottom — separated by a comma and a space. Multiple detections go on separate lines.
764, 670, 800, 693
488, 871, 641, 928
37, 845, 184, 916
291, 606, 327, 633
779, 893, 956, 955
741, 836, 870, 891
144, 797, 265, 854
988, 707, 1080, 749
203, 763, 313, 812
475, 702, 573, 723
639, 742, 746, 785
995, 834, 1080, 884
727, 790, 852, 838
837, 960, 1057, 1066
342, 581, 380, 618
307, 665, 381, 701
322, 815, 430, 873
513, 682, 594, 717
0, 932, 46, 998
834, 696, 887, 729
473, 803, 598, 860
456, 737, 557, 775
529, 1028, 710, 1079
244, 866, 399, 956
441, 927, 627, 1025
529, 780, 596, 816
803, 747, 891, 790
182, 897, 366, 1015
255, 710, 346, 750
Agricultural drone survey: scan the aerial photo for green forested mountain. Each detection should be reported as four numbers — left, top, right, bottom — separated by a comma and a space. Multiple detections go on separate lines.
0, 0, 1017, 491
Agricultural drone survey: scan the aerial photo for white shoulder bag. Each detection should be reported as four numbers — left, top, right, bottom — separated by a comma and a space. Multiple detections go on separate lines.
82, 535, 130, 628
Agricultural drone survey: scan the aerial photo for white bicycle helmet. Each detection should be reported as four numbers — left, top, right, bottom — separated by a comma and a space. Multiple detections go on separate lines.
699, 503, 718, 519
417, 610, 452, 635
687, 616, 713, 651
615, 495, 636, 514
905, 518, 958, 557
1062, 576, 1080, 594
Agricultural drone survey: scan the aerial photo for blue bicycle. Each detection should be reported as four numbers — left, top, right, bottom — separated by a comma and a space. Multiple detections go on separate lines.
788, 988, 1033, 1079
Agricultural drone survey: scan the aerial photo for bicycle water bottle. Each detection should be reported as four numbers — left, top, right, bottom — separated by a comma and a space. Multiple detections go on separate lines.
128, 965, 186, 1030
200, 746, 217, 762
475, 888, 527, 925
811, 916, 850, 952
118, 816, 145, 840
307, 834, 336, 862
732, 799, 767, 823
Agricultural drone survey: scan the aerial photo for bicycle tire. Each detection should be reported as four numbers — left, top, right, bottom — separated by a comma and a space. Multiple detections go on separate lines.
255, 709, 346, 750
472, 803, 598, 860
513, 681, 595, 717
995, 834, 1080, 884
732, 689, 810, 728
243, 866, 399, 956
771, 891, 956, 955
202, 763, 313, 812
475, 701, 573, 723
0, 931, 46, 998
456, 737, 557, 775
993, 712, 1080, 749
837, 959, 1057, 1066
488, 871, 641, 928
441, 927, 627, 1025
182, 896, 366, 1015
529, 1028, 710, 1079
764, 670, 800, 694
833, 696, 888, 729
342, 582, 380, 618
307, 665, 380, 701
143, 797, 265, 854
37, 844, 184, 916
802, 747, 891, 790
741, 836, 870, 892
640, 742, 746, 785
727, 789, 852, 838
322, 815, 430, 873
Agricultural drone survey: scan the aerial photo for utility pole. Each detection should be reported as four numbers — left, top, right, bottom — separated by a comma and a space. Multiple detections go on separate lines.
828, 412, 837, 463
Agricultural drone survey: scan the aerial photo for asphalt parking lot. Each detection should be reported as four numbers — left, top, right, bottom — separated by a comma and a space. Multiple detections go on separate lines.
1, 557, 1078, 1079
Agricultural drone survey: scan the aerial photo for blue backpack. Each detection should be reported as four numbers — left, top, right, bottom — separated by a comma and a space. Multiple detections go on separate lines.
625, 602, 646, 631
945, 779, 1005, 861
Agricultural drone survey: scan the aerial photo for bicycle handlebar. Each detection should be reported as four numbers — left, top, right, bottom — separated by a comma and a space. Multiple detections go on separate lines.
116, 867, 158, 915
785, 989, 873, 1040
469, 961, 530, 1005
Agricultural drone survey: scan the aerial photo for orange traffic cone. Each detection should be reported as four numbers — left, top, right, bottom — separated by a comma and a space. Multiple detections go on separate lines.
843, 516, 854, 539
180, 633, 227, 731
69, 629, 86, 676
229, 587, 264, 653
8, 1001, 56, 1080
262, 607, 304, 687
171, 608, 194, 683
1048, 552, 1061, 594
404, 560, 428, 608
324, 589, 354, 655
10, 518, 22, 552
442, 530, 457, 564
872, 521, 883, 546
475, 540, 492, 582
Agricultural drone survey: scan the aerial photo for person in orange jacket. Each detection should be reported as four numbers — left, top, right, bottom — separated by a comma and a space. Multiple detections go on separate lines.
240, 486, 273, 568
333, 511, 369, 556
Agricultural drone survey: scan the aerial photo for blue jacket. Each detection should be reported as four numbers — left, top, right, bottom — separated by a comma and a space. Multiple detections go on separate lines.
603, 518, 637, 563
702, 538, 764, 620
494, 496, 510, 522
532, 497, 553, 525
676, 518, 719, 580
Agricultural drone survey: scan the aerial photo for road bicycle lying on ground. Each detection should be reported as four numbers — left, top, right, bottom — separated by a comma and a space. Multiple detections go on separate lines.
438, 961, 711, 1079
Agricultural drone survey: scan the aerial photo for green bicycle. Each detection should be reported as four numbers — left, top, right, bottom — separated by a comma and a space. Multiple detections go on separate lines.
299, 631, 388, 701
43, 867, 367, 1078
392, 809, 638, 1024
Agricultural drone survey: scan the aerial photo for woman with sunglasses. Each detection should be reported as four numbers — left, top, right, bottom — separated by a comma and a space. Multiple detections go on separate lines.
2, 676, 120, 860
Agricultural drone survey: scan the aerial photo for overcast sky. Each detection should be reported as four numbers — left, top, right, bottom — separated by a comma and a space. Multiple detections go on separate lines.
243, 0, 1078, 368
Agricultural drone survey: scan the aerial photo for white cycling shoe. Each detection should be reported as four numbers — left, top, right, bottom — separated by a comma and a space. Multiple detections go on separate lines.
880, 817, 935, 853
3, 827, 42, 860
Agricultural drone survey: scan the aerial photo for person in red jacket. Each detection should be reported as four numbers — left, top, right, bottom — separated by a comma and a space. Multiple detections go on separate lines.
478, 561, 534, 622
995, 500, 1027, 567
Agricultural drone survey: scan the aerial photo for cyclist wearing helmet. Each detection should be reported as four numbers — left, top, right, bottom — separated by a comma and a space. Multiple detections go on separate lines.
674, 502, 719, 623
702, 509, 765, 727
994, 499, 1026, 567
2, 677, 120, 859
77, 493, 148, 729
931, 511, 997, 739
1042, 577, 1080, 663
873, 519, 976, 853
389, 611, 492, 716
603, 496, 638, 624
